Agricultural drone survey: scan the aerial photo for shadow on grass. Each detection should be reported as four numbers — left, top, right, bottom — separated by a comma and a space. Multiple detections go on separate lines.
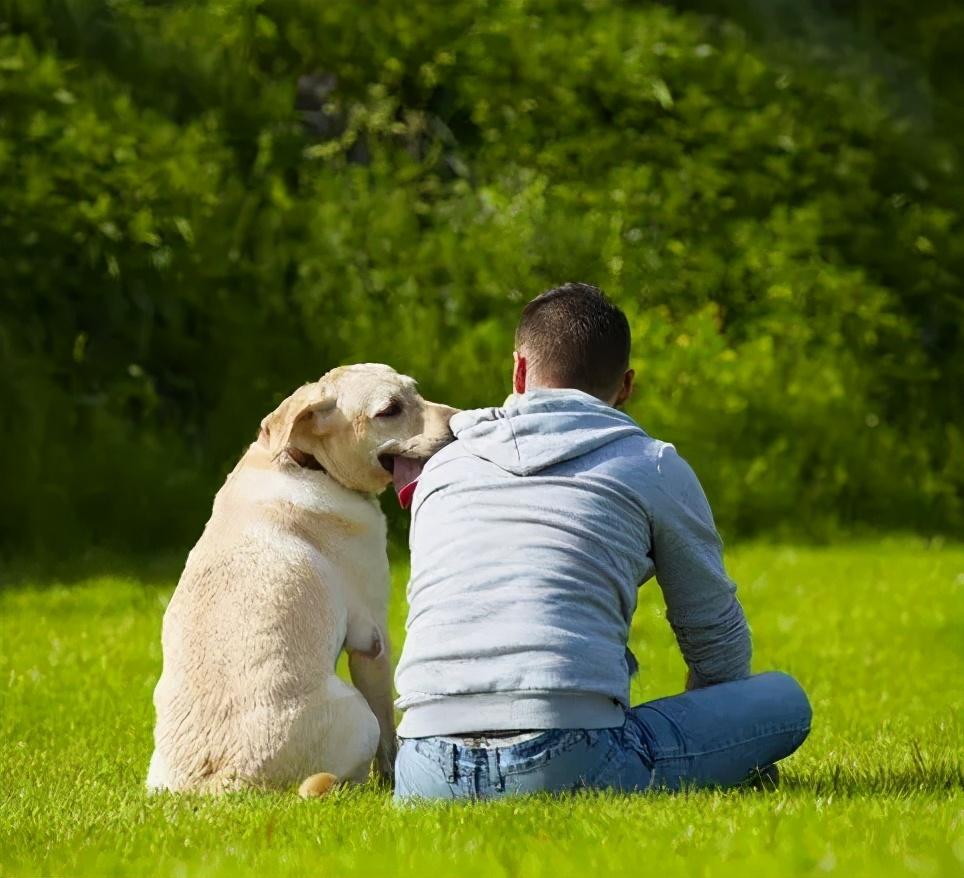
0, 543, 415, 592
0, 549, 186, 591
782, 755, 964, 797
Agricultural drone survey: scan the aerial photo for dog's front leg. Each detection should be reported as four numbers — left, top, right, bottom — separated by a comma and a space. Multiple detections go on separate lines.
348, 635, 396, 784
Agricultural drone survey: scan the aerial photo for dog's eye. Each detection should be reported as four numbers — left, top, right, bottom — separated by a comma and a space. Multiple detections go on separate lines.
375, 399, 402, 418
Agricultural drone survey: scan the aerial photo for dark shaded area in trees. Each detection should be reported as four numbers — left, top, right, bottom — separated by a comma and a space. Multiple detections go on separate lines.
1, 0, 960, 561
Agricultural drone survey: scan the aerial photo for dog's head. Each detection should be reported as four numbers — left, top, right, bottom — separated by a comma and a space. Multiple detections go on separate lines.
259, 364, 457, 495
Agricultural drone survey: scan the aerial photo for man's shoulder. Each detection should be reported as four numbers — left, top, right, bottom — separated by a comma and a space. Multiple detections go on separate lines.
615, 437, 701, 492
581, 429, 678, 473
422, 429, 678, 479
620, 431, 676, 464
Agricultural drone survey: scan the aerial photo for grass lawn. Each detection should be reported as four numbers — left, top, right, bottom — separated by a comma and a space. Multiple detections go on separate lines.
1, 539, 961, 877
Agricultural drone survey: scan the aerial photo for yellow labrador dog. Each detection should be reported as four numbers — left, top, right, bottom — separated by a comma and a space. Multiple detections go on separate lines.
147, 364, 455, 796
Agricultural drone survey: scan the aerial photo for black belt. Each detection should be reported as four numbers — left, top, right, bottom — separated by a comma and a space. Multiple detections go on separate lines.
448, 729, 536, 739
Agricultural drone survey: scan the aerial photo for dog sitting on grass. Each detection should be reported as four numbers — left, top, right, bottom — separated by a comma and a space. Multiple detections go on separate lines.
147, 364, 455, 796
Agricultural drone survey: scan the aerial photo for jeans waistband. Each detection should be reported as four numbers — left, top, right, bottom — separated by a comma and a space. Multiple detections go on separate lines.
397, 691, 625, 737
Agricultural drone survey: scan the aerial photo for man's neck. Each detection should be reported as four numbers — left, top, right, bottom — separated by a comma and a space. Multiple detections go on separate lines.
524, 381, 616, 406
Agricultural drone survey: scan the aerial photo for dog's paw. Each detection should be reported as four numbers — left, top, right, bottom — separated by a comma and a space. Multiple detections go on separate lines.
298, 772, 339, 798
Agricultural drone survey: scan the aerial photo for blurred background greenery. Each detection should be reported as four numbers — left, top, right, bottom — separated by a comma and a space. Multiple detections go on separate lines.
1, 0, 961, 560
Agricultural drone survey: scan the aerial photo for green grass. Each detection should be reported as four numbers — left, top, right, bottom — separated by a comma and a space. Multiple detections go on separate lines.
1, 539, 962, 877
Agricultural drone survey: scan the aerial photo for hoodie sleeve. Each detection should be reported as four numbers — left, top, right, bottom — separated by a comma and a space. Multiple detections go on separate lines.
648, 446, 751, 687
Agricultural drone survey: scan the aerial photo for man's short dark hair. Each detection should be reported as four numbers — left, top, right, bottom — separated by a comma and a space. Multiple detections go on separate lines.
515, 282, 631, 397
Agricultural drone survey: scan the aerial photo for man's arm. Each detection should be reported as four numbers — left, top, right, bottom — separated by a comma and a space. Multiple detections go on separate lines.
649, 445, 751, 689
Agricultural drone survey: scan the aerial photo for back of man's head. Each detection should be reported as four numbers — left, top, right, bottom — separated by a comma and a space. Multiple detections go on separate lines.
515, 283, 631, 400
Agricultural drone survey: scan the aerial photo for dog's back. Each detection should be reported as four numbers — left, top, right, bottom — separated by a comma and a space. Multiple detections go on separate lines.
148, 445, 386, 793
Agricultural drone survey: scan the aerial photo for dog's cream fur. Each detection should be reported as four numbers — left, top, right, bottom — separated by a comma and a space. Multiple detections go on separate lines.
147, 364, 455, 794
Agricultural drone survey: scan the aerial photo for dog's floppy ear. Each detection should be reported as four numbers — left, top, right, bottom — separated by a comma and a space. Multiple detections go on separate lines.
259, 385, 337, 459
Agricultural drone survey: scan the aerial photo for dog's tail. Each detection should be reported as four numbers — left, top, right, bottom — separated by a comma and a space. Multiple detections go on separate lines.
298, 771, 339, 798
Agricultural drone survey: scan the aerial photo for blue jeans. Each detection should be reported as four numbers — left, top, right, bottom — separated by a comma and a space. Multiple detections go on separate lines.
395, 672, 811, 800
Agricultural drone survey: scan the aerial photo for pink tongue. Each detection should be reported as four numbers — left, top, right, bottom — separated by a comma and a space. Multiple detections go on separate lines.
392, 457, 426, 509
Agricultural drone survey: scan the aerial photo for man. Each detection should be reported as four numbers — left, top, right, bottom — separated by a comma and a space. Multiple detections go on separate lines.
393, 283, 811, 800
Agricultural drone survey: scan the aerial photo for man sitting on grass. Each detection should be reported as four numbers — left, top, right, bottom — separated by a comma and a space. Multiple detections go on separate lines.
393, 283, 811, 800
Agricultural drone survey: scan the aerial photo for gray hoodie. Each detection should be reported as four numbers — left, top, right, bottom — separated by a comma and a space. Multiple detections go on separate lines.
394, 388, 751, 737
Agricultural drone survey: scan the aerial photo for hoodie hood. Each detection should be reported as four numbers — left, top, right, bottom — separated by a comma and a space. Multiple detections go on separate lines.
449, 388, 645, 476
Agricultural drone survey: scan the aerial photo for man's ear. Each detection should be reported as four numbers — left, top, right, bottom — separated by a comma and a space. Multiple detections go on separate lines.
513, 352, 527, 394
259, 387, 337, 459
613, 368, 635, 408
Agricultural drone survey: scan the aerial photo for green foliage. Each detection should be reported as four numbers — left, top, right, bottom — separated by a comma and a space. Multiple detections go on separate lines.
1, 542, 962, 874
0, 0, 961, 555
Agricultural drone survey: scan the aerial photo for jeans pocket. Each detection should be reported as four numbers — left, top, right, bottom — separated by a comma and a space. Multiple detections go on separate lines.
583, 738, 629, 790
410, 737, 446, 759
500, 729, 588, 775
501, 729, 629, 793
396, 739, 457, 800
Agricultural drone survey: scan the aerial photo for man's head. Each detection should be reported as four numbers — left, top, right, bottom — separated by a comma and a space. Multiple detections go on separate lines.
513, 282, 634, 406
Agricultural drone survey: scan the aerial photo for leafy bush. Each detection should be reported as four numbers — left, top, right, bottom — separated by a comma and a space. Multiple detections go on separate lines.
0, 0, 960, 558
